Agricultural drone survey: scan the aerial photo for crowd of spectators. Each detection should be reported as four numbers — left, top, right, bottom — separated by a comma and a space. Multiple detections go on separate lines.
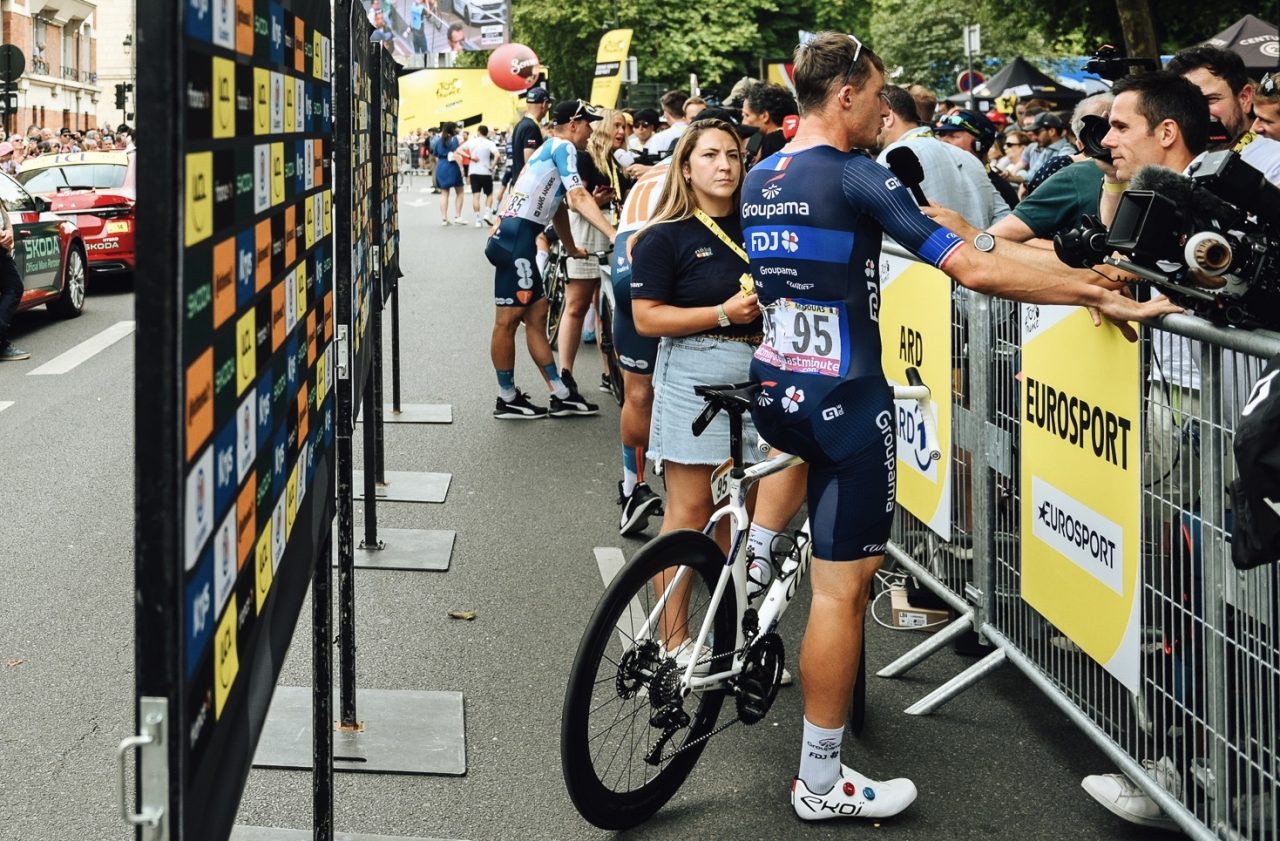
0, 123, 134, 175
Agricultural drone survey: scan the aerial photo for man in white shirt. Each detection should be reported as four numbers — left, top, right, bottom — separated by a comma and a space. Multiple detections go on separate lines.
876, 85, 1010, 229
460, 125, 501, 225
644, 90, 688, 159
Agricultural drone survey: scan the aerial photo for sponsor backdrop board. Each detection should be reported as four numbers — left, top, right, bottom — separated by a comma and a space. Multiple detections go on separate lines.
337, 2, 377, 409
879, 254, 952, 540
135, 0, 337, 838
1019, 304, 1141, 692
378, 47, 401, 302
400, 68, 523, 133
589, 29, 633, 109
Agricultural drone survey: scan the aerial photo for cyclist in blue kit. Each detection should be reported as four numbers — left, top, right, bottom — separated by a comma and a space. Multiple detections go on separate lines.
741, 32, 1181, 823
485, 99, 617, 419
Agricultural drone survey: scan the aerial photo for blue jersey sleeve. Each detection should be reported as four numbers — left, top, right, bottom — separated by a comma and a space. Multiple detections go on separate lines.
841, 155, 964, 269
552, 141, 585, 193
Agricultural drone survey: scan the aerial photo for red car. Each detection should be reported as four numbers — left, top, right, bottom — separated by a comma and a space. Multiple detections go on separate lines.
16, 150, 135, 275
0, 169, 88, 317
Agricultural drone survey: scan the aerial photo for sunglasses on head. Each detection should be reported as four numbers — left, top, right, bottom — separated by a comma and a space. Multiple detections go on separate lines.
1262, 72, 1279, 97
843, 34, 865, 87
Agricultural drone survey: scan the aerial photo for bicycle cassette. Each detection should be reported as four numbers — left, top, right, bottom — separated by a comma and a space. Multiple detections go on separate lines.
736, 633, 784, 724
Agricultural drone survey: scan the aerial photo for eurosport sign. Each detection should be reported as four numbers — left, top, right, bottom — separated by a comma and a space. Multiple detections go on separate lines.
1019, 303, 1141, 692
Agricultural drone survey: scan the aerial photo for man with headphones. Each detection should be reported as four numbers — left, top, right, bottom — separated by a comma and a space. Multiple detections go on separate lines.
934, 109, 1020, 209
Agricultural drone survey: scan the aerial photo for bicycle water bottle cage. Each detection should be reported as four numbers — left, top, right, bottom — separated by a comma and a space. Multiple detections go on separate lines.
691, 382, 762, 437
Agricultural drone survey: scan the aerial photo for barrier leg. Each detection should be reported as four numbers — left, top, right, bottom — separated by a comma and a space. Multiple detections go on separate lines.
903, 648, 1006, 716
877, 613, 974, 678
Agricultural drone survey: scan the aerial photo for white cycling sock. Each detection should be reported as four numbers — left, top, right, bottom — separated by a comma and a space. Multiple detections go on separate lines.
798, 718, 844, 794
535, 250, 549, 277
746, 524, 778, 590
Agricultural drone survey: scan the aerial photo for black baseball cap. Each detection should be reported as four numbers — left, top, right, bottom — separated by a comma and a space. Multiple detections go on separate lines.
552, 99, 604, 125
633, 108, 661, 127
1030, 111, 1065, 132
525, 87, 550, 104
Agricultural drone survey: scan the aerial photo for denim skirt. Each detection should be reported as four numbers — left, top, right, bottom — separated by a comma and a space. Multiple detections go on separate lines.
648, 334, 762, 470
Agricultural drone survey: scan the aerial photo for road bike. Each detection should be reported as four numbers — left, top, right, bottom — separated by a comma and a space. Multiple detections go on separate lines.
596, 255, 625, 406
543, 241, 568, 345
544, 246, 625, 406
561, 369, 940, 830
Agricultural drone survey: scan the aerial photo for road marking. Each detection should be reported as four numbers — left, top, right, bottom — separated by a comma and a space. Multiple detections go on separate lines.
27, 321, 136, 376
595, 546, 646, 651
0, 401, 12, 413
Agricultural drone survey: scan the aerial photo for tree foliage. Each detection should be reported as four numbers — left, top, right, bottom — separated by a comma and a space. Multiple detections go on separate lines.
505, 0, 1267, 104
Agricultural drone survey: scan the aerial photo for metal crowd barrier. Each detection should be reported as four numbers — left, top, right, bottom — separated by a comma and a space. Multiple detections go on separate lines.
878, 242, 1280, 840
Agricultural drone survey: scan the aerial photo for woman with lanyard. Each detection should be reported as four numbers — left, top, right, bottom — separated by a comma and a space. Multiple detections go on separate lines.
630, 118, 761, 565
558, 109, 631, 396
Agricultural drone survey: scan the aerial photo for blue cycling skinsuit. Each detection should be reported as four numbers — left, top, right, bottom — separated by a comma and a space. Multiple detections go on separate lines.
742, 146, 964, 560
485, 137, 583, 307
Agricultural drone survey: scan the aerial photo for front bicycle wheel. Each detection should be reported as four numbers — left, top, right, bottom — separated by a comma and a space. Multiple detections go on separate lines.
598, 294, 625, 407
544, 249, 567, 345
562, 529, 738, 830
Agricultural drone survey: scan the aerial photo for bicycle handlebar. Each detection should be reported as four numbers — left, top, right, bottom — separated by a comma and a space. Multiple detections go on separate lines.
894, 366, 942, 463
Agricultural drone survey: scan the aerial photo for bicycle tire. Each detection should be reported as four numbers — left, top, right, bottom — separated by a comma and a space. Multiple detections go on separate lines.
562, 529, 737, 830
544, 247, 567, 345
598, 294, 625, 406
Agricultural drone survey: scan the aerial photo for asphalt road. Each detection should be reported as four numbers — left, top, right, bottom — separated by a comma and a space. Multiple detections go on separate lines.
0, 186, 1176, 841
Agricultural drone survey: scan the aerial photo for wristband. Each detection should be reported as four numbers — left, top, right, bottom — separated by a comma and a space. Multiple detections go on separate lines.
1102, 180, 1129, 194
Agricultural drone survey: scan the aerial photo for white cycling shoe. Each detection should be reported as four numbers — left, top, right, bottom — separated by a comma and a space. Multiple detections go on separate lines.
791, 765, 918, 821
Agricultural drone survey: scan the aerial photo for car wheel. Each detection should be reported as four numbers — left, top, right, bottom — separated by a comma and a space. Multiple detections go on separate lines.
48, 245, 86, 319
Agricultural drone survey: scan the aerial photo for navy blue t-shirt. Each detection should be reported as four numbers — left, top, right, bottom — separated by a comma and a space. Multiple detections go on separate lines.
630, 213, 760, 339
508, 116, 544, 184
741, 146, 964, 418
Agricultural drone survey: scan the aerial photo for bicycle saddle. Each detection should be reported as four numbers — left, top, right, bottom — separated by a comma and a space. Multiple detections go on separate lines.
693, 382, 761, 412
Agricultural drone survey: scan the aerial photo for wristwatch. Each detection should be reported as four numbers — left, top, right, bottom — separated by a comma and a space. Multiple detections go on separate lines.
716, 304, 731, 328
973, 232, 996, 253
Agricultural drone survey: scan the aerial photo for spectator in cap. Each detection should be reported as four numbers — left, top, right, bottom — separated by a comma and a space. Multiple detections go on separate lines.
724, 76, 758, 109
628, 108, 660, 157
935, 108, 1019, 209
0, 142, 15, 175
507, 88, 550, 185
1024, 111, 1072, 180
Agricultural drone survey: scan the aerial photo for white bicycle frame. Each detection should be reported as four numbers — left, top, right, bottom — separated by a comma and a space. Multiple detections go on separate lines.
631, 383, 942, 695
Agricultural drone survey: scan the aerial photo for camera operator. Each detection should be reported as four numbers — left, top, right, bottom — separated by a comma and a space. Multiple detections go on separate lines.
1166, 46, 1280, 184
1079, 69, 1273, 831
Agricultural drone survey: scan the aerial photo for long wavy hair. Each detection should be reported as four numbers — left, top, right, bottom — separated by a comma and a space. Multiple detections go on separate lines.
588, 109, 625, 175
630, 120, 742, 250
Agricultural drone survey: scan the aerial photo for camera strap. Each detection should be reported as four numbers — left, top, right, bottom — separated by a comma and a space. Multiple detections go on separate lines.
1233, 131, 1258, 154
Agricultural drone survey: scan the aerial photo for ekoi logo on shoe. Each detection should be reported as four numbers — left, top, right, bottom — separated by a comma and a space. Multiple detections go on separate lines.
798, 794, 864, 817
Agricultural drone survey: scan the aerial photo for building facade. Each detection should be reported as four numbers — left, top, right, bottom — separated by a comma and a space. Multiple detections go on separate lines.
92, 0, 129, 131
1, 0, 100, 135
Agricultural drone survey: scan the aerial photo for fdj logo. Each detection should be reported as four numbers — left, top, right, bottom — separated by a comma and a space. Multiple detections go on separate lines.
750, 229, 799, 253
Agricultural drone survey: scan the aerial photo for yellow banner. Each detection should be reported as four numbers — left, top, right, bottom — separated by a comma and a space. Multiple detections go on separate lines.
879, 253, 952, 540
1020, 305, 1141, 692
400, 69, 524, 134
589, 29, 633, 109
765, 61, 796, 94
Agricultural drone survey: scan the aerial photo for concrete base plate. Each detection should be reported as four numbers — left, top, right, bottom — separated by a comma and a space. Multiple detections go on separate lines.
253, 687, 466, 775
338, 528, 455, 571
352, 471, 450, 503
232, 828, 464, 841
377, 403, 453, 424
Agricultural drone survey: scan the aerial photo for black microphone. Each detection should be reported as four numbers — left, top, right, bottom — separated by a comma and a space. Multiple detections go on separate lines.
1130, 164, 1238, 222
885, 146, 928, 207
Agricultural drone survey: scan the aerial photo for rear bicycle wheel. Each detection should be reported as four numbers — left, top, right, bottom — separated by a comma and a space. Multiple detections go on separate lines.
544, 247, 567, 345
599, 294, 625, 406
562, 529, 738, 830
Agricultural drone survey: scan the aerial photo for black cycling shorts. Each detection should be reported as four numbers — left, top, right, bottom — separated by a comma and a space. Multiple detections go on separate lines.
750, 372, 896, 561
484, 218, 544, 308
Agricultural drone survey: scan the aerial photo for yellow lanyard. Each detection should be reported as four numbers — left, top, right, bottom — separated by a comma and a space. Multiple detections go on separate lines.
693, 209, 754, 295
693, 209, 749, 264
1233, 131, 1257, 154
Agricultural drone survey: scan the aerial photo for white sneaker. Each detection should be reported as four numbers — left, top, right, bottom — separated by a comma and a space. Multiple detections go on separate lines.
792, 764, 917, 821
440, 219, 450, 226
1081, 756, 1181, 831
452, 217, 467, 226
475, 219, 483, 227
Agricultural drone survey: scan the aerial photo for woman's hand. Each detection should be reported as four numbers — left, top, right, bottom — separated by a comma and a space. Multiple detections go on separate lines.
592, 185, 614, 207
722, 292, 759, 324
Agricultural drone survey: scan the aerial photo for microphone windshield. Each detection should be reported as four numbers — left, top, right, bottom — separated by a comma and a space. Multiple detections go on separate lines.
885, 146, 925, 189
